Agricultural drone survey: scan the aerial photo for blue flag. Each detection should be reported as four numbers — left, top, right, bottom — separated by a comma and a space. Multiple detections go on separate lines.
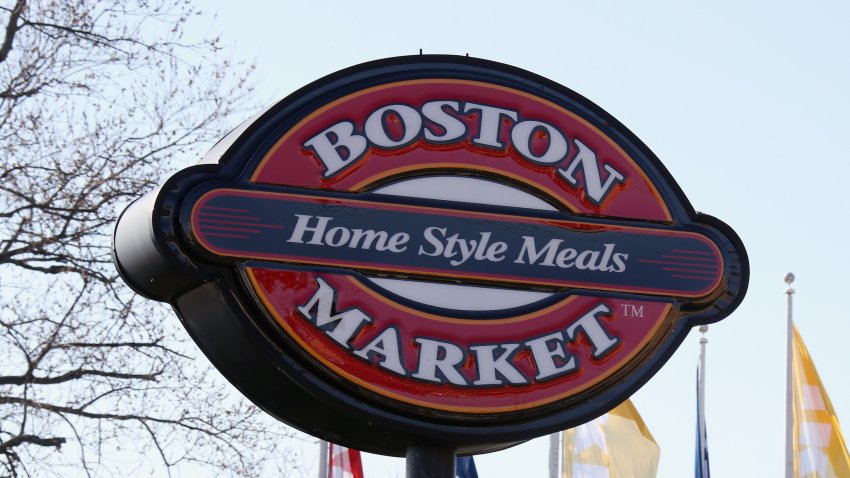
456, 455, 479, 478
695, 366, 710, 477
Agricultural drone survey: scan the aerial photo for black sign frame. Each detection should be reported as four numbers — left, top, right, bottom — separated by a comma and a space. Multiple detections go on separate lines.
113, 55, 748, 456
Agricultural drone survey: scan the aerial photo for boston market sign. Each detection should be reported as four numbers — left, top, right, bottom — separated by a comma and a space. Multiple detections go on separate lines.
113, 56, 748, 455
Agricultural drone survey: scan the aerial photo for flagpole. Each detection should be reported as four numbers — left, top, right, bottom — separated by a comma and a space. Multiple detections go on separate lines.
784, 272, 795, 478
698, 324, 707, 432
319, 440, 328, 478
549, 431, 560, 478
696, 324, 709, 477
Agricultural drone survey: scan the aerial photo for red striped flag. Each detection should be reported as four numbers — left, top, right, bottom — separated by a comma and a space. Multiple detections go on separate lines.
328, 443, 364, 478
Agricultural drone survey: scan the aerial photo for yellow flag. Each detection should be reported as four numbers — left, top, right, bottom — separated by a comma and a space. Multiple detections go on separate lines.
792, 325, 850, 477
562, 399, 659, 478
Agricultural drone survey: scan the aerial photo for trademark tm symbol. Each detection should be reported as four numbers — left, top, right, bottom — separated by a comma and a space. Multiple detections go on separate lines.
621, 304, 645, 318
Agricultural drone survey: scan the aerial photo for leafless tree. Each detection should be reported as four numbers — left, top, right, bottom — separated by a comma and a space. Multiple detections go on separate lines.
0, 1, 307, 476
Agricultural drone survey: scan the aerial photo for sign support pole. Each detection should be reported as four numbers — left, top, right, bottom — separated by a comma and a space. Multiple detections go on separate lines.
405, 445, 456, 478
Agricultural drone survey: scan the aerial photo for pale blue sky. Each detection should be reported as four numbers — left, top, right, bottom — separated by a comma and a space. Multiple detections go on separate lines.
188, 2, 850, 476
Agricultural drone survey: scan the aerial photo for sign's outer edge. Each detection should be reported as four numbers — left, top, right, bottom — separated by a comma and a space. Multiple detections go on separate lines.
112, 54, 749, 455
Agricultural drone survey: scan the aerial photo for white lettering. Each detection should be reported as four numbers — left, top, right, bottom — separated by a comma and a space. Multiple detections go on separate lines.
611, 253, 629, 273
445, 233, 476, 266
303, 102, 629, 207
353, 327, 407, 375
463, 103, 518, 148
288, 215, 409, 253
288, 215, 332, 245
555, 247, 578, 268
296, 278, 372, 348
324, 226, 351, 247
303, 121, 368, 177
418, 228, 508, 266
575, 249, 602, 270
514, 236, 562, 266
471, 344, 527, 385
525, 332, 577, 380
515, 237, 628, 273
412, 338, 467, 385
364, 104, 422, 148
511, 120, 569, 165
422, 100, 466, 143
565, 304, 619, 358
349, 229, 388, 249
418, 227, 446, 257
293, 278, 623, 388
558, 139, 625, 205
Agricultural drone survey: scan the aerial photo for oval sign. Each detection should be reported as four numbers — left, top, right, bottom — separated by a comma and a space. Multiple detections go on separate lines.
113, 56, 748, 455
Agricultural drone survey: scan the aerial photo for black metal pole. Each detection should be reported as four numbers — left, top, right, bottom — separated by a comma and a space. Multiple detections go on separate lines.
405, 445, 456, 478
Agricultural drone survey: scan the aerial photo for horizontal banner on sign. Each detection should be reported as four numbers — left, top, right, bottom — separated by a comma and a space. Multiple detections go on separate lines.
187, 188, 723, 298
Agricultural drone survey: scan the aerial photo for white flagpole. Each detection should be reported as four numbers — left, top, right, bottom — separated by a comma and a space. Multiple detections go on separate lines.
784, 272, 795, 478
699, 325, 708, 424
698, 325, 707, 405
319, 440, 329, 478
697, 324, 708, 476
549, 431, 560, 478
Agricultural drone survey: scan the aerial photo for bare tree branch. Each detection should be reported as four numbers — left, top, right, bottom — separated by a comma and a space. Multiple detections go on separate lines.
0, 396, 209, 431
0, 1, 299, 476
0, 0, 24, 63
0, 369, 162, 386
0, 434, 66, 454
